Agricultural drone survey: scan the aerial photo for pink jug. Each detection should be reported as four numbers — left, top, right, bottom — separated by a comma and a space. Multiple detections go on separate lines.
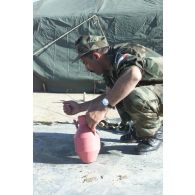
74, 115, 101, 163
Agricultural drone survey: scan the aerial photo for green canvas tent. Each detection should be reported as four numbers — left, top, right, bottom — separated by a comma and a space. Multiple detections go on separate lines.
33, 0, 163, 93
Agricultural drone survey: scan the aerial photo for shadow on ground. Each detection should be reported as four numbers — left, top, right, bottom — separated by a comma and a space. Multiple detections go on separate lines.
33, 132, 138, 164
33, 132, 81, 164
100, 138, 138, 155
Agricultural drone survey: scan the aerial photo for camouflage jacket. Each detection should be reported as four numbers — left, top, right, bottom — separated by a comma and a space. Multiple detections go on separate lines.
103, 43, 163, 102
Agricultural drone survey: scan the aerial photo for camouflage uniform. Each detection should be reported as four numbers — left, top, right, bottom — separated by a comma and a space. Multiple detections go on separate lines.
103, 43, 163, 138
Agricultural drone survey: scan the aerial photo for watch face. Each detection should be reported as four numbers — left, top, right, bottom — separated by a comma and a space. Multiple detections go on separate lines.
102, 98, 109, 106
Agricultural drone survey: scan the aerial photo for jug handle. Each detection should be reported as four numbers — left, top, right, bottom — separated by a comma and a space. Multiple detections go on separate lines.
74, 118, 96, 136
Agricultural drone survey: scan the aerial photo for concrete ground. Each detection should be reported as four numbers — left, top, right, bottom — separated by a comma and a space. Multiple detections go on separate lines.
33, 93, 163, 195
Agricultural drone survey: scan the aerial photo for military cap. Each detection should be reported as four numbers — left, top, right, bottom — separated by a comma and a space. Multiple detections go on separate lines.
73, 35, 109, 62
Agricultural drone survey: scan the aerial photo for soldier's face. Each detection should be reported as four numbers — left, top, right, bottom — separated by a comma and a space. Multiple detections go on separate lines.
81, 56, 103, 75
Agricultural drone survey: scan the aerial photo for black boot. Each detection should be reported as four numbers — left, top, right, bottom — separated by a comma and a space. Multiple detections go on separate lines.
120, 125, 139, 143
136, 125, 163, 155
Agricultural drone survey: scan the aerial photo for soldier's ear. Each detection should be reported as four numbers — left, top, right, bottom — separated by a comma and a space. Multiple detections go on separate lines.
92, 52, 101, 60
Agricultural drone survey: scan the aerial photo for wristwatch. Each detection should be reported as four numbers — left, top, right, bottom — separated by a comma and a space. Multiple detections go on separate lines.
101, 98, 115, 109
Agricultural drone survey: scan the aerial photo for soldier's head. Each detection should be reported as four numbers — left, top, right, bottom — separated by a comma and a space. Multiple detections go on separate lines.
73, 35, 110, 75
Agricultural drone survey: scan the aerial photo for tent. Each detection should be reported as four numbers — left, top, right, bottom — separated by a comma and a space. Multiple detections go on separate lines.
33, 0, 163, 93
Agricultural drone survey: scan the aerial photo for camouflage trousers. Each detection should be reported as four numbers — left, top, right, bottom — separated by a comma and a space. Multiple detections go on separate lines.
116, 85, 163, 138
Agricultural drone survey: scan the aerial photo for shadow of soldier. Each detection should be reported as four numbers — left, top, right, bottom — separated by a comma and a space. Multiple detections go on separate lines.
100, 138, 138, 155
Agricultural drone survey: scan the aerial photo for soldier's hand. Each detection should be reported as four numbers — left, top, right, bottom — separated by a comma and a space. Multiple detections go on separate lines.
63, 101, 81, 115
86, 107, 108, 133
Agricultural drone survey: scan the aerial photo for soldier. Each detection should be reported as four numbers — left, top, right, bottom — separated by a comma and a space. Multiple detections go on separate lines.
63, 35, 163, 154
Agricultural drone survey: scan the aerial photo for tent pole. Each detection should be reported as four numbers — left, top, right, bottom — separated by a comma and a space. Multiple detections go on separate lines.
33, 15, 100, 56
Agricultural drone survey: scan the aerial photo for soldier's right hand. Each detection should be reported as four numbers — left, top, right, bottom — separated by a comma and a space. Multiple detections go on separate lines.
63, 101, 81, 115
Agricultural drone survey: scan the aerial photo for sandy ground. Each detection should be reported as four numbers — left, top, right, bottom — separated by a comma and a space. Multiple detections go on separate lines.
33, 93, 121, 123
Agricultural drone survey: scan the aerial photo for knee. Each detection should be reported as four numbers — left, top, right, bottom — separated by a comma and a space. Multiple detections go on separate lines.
125, 97, 147, 114
123, 87, 161, 114
123, 92, 146, 113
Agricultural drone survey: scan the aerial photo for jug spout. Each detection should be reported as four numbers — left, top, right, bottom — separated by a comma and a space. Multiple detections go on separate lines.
78, 115, 87, 126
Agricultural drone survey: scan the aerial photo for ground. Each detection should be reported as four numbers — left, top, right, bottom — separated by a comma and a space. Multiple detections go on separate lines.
33, 93, 163, 195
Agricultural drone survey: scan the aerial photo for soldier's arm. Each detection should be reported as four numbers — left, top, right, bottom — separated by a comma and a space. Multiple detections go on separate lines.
105, 65, 142, 107
79, 93, 106, 112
